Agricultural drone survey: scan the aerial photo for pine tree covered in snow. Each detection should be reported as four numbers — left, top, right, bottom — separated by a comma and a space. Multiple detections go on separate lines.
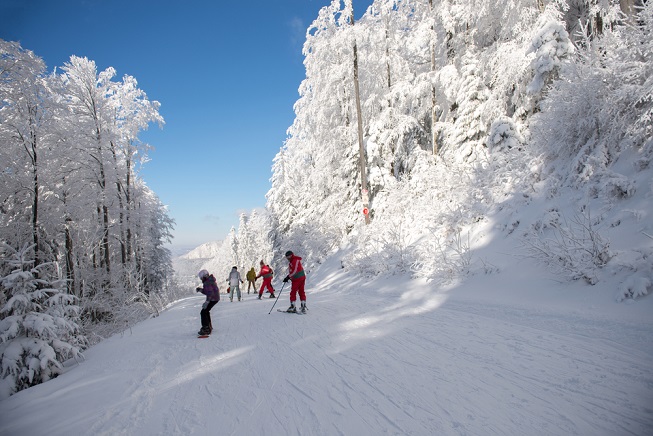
0, 243, 85, 399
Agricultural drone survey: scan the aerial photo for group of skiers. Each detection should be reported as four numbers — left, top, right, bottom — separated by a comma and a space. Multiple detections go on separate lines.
195, 251, 306, 336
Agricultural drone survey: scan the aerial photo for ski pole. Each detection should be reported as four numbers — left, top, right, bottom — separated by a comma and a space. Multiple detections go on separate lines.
268, 281, 286, 314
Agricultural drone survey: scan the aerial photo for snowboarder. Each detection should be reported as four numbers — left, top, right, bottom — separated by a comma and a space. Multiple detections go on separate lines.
227, 266, 244, 302
256, 260, 276, 299
283, 251, 307, 313
196, 269, 220, 336
246, 267, 257, 294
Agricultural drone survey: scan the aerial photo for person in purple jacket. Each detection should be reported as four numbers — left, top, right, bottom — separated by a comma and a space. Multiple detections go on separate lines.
196, 269, 220, 335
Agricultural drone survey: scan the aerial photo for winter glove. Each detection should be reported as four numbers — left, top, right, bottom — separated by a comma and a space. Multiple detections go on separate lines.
283, 275, 290, 283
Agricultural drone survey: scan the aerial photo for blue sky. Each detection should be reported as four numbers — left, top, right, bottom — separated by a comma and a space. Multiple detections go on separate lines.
1, 0, 373, 249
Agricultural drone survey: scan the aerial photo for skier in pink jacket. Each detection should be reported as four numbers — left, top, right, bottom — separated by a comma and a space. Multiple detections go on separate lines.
283, 251, 306, 313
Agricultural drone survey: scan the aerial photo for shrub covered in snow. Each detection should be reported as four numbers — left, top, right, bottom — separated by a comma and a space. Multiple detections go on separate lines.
522, 207, 611, 285
616, 276, 651, 302
487, 117, 524, 153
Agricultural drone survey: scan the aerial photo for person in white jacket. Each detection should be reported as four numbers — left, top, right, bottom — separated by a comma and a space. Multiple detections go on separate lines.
227, 266, 244, 302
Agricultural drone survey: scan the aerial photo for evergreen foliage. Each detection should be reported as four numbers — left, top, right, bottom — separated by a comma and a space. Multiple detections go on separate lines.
0, 243, 85, 398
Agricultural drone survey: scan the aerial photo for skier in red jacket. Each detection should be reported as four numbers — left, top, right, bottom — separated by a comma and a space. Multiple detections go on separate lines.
256, 260, 276, 300
283, 251, 306, 313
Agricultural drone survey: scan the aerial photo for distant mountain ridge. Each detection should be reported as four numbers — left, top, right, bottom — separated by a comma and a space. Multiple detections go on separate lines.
173, 241, 225, 288
179, 241, 223, 260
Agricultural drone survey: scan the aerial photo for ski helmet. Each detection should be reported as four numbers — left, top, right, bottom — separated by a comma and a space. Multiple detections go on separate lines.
285, 251, 293, 257
198, 269, 209, 279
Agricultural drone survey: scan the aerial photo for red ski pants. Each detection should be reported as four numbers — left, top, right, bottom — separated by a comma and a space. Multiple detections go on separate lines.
259, 278, 274, 297
289, 276, 306, 303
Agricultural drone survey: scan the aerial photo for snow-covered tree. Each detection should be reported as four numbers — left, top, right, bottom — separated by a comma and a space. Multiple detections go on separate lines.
0, 40, 58, 267
533, 1, 652, 189
526, 14, 574, 97
265, 0, 651, 288
0, 243, 85, 399
235, 211, 275, 272
1, 39, 177, 382
268, 0, 366, 262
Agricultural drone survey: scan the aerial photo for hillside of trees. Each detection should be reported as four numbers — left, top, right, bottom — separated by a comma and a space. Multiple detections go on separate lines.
192, 0, 651, 284
0, 44, 182, 398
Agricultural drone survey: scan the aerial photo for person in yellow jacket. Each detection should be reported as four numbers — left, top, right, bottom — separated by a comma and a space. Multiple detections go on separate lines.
246, 267, 257, 294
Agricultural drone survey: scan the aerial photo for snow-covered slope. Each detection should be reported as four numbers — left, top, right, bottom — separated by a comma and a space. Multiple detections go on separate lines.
1, 248, 651, 436
3, 128, 652, 436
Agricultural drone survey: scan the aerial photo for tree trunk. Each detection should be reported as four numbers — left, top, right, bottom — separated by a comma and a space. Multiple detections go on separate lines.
31, 130, 39, 267
385, 24, 392, 89
430, 0, 439, 155
65, 218, 76, 296
102, 203, 110, 274
110, 141, 127, 265
620, 0, 635, 19
95, 129, 111, 278
350, 5, 370, 224
125, 148, 133, 262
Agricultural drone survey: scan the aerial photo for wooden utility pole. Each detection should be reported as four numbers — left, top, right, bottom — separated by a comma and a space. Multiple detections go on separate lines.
430, 0, 438, 155
350, 4, 370, 224
620, 0, 635, 18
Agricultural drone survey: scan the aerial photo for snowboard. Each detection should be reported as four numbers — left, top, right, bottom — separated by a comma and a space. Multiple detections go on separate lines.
198, 324, 213, 338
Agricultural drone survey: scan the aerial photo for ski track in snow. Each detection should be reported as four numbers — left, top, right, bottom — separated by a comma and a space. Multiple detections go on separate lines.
0, 279, 652, 436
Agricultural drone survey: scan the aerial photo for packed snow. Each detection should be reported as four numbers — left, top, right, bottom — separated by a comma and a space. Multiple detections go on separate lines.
1, 235, 651, 435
